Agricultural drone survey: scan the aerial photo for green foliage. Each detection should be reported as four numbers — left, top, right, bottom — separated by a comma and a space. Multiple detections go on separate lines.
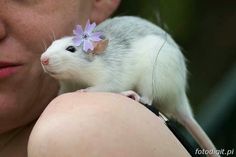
115, 0, 196, 43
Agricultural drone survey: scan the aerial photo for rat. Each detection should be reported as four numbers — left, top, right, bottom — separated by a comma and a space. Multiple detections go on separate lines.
40, 16, 219, 157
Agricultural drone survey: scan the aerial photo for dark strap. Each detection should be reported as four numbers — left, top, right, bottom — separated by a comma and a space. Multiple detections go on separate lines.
166, 120, 202, 157
142, 103, 160, 116
141, 103, 202, 157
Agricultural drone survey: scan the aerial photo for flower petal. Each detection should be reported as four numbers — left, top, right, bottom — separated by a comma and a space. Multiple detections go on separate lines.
85, 20, 91, 33
72, 37, 83, 46
73, 25, 83, 36
89, 32, 102, 41
85, 20, 96, 34
90, 37, 101, 42
83, 39, 94, 52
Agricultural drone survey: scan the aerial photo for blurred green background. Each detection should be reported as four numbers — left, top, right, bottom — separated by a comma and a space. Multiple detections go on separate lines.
115, 0, 236, 154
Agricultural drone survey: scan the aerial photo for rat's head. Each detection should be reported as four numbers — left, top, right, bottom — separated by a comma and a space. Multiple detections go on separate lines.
40, 36, 108, 80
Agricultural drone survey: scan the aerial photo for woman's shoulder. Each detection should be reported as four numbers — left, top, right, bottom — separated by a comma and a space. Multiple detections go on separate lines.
28, 92, 190, 157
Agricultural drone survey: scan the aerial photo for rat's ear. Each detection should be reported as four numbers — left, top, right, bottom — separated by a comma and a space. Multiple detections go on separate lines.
92, 39, 109, 55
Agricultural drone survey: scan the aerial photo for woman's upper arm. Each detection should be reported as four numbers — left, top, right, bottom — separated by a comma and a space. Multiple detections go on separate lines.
28, 92, 190, 157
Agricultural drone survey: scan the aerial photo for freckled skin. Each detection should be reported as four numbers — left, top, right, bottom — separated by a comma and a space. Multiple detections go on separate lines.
0, 0, 104, 156
0, 0, 93, 133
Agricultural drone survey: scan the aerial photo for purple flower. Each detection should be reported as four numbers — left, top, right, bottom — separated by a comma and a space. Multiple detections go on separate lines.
72, 20, 103, 52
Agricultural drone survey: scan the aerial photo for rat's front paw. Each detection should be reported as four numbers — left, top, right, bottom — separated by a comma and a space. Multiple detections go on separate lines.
120, 90, 141, 101
120, 90, 152, 106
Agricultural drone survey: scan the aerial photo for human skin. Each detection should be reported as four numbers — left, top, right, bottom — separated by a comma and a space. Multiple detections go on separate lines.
0, 0, 190, 156
28, 92, 190, 157
0, 0, 120, 156
0, 0, 92, 133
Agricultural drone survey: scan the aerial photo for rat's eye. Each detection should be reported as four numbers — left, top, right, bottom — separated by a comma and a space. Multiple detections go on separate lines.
66, 46, 76, 53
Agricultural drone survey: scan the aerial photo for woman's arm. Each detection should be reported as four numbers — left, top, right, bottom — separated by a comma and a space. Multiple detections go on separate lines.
28, 92, 191, 157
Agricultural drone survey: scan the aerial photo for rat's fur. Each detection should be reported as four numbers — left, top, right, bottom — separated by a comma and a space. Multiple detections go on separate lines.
41, 16, 219, 157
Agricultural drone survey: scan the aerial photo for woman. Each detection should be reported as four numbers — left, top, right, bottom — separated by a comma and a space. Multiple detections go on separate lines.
0, 0, 190, 156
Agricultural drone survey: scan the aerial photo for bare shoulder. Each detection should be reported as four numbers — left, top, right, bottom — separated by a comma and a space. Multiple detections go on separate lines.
28, 92, 190, 157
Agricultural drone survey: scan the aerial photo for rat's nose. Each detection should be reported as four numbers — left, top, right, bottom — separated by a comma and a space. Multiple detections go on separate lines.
41, 57, 49, 65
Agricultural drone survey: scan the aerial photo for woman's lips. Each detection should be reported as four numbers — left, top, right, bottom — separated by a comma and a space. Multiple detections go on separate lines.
0, 62, 22, 79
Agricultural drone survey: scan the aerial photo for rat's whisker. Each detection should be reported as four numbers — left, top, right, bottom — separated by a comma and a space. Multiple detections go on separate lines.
48, 27, 57, 43
50, 31, 54, 44
52, 30, 56, 41
41, 39, 47, 52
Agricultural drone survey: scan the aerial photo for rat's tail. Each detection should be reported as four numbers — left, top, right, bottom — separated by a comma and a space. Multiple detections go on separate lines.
176, 110, 220, 157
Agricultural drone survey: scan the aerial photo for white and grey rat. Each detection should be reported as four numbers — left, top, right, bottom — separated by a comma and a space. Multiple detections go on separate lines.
41, 16, 219, 157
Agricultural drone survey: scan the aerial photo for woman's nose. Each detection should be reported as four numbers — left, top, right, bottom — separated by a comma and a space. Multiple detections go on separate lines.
0, 20, 6, 41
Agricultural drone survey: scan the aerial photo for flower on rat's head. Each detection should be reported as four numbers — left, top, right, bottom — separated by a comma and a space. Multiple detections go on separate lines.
72, 20, 103, 53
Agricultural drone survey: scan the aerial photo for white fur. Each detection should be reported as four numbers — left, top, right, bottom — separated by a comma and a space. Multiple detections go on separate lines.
40, 16, 219, 156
